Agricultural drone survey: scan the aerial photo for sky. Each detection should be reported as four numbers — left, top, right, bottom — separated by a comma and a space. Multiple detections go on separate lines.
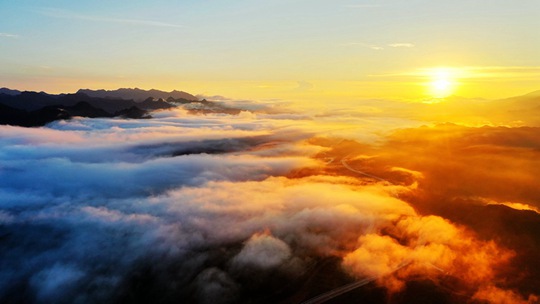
1, 0, 540, 101
3, 2, 540, 302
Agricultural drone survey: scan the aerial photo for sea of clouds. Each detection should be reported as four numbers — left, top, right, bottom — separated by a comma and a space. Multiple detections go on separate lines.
1, 106, 537, 303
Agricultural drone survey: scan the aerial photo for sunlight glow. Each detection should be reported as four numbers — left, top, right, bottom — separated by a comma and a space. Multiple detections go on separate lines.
429, 68, 457, 98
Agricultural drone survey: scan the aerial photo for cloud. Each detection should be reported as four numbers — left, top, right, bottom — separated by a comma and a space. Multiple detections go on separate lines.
1, 104, 539, 302
0, 32, 19, 38
369, 45, 384, 50
231, 233, 292, 270
39, 8, 183, 28
341, 42, 384, 50
195, 268, 239, 304
317, 123, 540, 299
30, 264, 85, 302
343, 215, 513, 292
0, 168, 522, 302
388, 43, 414, 48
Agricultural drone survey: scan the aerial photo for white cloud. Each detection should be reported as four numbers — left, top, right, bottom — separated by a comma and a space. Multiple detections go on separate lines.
231, 233, 292, 270
0, 32, 19, 38
369, 45, 384, 50
388, 43, 415, 48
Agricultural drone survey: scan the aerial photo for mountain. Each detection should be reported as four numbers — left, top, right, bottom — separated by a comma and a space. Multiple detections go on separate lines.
59, 93, 149, 113
0, 91, 59, 111
0, 89, 165, 127
0, 87, 21, 96
406, 90, 540, 126
499, 89, 540, 109
0, 87, 245, 127
77, 88, 198, 102
138, 97, 175, 110
487, 90, 540, 125
0, 101, 151, 127
0, 103, 33, 126
0, 103, 71, 127
114, 106, 152, 119
64, 101, 112, 118
0, 91, 174, 113
522, 90, 540, 98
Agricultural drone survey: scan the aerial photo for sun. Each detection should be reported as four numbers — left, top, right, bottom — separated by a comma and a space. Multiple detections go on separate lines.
428, 68, 458, 98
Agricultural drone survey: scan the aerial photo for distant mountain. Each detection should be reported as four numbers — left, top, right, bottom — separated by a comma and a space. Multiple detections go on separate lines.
115, 106, 152, 119
0, 87, 246, 127
499, 89, 540, 109
77, 88, 198, 102
0, 101, 151, 127
0, 102, 75, 127
0, 103, 39, 126
0, 91, 174, 113
64, 101, 111, 118
409, 90, 540, 126
0, 89, 169, 127
522, 90, 540, 98
0, 87, 21, 96
138, 97, 176, 110
59, 93, 172, 113
482, 90, 540, 125
0, 91, 59, 111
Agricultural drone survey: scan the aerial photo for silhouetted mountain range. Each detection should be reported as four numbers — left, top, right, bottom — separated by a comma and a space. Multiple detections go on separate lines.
0, 90, 166, 126
0, 91, 174, 113
0, 101, 151, 127
0, 88, 21, 96
77, 88, 198, 102
0, 87, 245, 127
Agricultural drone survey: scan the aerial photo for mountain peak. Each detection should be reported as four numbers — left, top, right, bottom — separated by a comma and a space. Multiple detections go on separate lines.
77, 88, 198, 101
0, 87, 21, 96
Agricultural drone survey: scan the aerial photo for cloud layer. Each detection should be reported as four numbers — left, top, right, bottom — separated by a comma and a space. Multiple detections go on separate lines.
1, 106, 539, 303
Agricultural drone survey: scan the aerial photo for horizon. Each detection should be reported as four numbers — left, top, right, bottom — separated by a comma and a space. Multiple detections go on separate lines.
3, 85, 540, 103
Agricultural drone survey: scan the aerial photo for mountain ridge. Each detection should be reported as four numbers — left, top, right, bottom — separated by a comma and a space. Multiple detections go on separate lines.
0, 87, 22, 96
0, 100, 152, 127
77, 88, 198, 102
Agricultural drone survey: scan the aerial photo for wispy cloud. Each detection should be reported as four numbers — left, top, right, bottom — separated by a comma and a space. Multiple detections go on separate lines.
39, 8, 183, 28
0, 32, 19, 38
388, 43, 414, 48
369, 45, 384, 50
342, 42, 384, 50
